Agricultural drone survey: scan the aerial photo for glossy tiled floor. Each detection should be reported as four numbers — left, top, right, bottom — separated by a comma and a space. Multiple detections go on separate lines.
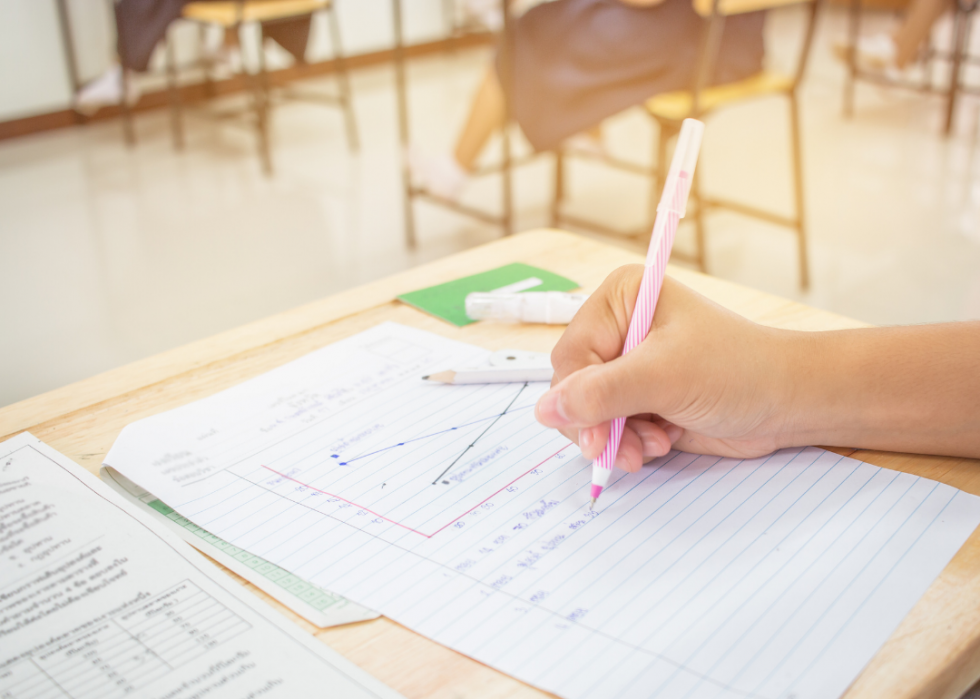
2, 5, 980, 408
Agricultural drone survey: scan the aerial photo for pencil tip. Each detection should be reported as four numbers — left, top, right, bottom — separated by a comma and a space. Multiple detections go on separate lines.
421, 375, 429, 380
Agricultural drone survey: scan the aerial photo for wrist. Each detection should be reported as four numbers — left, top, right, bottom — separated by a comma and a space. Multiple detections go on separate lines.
773, 328, 883, 451
772, 324, 980, 458
756, 328, 815, 450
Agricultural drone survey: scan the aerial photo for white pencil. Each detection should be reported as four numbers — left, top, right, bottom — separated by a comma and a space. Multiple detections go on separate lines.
423, 366, 554, 384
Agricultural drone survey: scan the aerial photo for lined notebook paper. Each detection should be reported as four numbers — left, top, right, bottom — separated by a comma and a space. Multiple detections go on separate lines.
106, 322, 980, 699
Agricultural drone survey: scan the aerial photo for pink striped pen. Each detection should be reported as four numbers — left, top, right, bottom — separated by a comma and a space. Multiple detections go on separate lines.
590, 118, 705, 509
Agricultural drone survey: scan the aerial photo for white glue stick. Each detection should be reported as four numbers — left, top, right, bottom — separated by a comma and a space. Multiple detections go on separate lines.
465, 291, 588, 324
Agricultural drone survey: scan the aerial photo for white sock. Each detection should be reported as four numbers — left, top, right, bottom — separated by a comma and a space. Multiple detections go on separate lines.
408, 149, 470, 202
75, 65, 141, 115
564, 131, 606, 157
858, 33, 898, 68
834, 33, 899, 70
459, 0, 503, 31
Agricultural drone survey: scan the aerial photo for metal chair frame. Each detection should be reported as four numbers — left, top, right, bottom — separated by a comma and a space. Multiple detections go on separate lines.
843, 0, 980, 134
551, 0, 821, 290
57, 0, 137, 139
55, 0, 88, 128
162, 0, 359, 175
394, 0, 527, 248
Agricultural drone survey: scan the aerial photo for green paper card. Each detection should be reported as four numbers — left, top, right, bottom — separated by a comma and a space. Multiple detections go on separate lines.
398, 263, 579, 327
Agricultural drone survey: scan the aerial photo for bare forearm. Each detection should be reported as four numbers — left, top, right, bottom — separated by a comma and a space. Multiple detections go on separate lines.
778, 323, 980, 458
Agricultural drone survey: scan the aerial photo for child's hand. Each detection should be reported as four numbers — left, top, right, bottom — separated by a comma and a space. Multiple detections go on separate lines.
534, 265, 793, 471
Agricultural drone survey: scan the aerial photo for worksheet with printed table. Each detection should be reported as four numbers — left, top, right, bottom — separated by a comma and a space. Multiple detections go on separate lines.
0, 432, 403, 699
106, 322, 980, 699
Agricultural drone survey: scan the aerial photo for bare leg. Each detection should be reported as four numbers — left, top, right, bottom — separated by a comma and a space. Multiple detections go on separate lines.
451, 65, 602, 169
453, 66, 506, 170
894, 0, 954, 67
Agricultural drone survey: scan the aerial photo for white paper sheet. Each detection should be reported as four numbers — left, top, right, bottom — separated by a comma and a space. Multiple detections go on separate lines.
0, 432, 403, 699
106, 322, 980, 699
99, 466, 379, 629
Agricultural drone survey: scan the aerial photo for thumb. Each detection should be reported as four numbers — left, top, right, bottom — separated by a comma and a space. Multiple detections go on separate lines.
535, 351, 658, 429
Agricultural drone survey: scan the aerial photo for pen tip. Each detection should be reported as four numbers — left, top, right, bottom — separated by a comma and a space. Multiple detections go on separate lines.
589, 498, 596, 511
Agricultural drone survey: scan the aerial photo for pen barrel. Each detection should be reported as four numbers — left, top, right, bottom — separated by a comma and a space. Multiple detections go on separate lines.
657, 119, 704, 218
593, 205, 681, 473
591, 118, 701, 482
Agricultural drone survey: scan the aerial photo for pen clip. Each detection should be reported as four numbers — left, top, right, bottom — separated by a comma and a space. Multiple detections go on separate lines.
656, 171, 693, 218
656, 119, 704, 218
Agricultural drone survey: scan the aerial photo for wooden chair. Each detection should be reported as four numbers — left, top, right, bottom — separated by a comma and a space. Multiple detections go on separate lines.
552, 0, 820, 290
842, 0, 980, 135
393, 0, 518, 248
168, 0, 358, 175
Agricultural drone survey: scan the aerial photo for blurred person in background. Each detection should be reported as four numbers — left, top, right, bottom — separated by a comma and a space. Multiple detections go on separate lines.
410, 0, 766, 200
834, 0, 954, 73
75, 0, 313, 115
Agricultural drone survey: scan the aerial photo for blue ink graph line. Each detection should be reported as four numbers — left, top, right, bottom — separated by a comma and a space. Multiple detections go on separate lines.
330, 401, 536, 467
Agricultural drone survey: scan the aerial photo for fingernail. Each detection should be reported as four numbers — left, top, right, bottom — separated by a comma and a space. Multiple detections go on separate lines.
580, 427, 594, 452
665, 423, 683, 443
535, 389, 570, 426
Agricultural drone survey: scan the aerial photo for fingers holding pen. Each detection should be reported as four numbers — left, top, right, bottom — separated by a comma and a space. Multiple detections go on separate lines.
552, 421, 641, 471
536, 347, 659, 431
548, 265, 645, 384
578, 423, 609, 460
630, 417, 681, 458
546, 415, 680, 473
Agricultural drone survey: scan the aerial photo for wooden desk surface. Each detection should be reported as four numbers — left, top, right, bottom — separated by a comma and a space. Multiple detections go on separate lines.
3, 230, 979, 699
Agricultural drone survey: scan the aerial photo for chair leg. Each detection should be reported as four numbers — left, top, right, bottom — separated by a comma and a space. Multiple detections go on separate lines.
56, 0, 84, 126
252, 27, 273, 176
120, 67, 136, 147
789, 92, 810, 291
166, 31, 184, 151
924, 35, 936, 91
200, 23, 215, 99
501, 124, 513, 236
551, 149, 564, 228
111, 0, 136, 146
327, 3, 360, 152
945, 8, 969, 136
392, 0, 416, 248
442, 0, 454, 34
843, 0, 861, 118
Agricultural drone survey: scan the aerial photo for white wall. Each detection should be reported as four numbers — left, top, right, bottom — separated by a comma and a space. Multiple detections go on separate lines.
0, 0, 75, 121
0, 0, 452, 122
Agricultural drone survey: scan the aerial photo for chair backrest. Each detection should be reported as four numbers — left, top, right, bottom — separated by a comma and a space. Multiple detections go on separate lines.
688, 0, 821, 115
182, 0, 329, 26
693, 0, 813, 17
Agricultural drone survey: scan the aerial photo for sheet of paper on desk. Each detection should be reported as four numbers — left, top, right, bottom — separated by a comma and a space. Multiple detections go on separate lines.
99, 465, 380, 629
0, 432, 404, 699
106, 322, 980, 699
